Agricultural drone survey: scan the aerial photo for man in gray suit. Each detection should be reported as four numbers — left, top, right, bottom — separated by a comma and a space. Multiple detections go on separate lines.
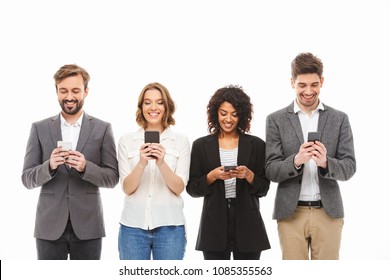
265, 53, 356, 260
21, 64, 119, 259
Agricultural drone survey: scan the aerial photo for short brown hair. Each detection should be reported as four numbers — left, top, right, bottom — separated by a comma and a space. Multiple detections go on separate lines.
291, 52, 323, 80
136, 82, 176, 129
53, 64, 90, 90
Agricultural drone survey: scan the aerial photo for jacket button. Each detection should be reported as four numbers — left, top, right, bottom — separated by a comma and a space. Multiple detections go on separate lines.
289, 172, 294, 176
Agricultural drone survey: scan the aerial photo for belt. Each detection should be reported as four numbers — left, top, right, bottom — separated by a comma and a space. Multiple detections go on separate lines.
297, 200, 323, 207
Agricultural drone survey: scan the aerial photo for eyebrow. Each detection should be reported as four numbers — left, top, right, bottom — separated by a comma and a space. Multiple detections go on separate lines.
144, 98, 163, 102
58, 87, 82, 91
220, 109, 237, 113
298, 82, 319, 86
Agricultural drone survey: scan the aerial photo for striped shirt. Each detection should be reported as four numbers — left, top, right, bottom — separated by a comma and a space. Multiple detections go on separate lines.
220, 147, 238, 198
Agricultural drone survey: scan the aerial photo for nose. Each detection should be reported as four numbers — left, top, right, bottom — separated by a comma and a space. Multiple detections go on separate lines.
306, 86, 315, 94
151, 102, 157, 110
65, 92, 74, 100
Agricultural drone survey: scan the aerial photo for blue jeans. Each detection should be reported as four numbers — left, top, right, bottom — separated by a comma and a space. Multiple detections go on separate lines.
118, 224, 186, 260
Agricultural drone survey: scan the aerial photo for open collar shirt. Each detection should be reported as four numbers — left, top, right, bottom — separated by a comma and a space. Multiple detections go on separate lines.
294, 100, 324, 201
118, 127, 190, 230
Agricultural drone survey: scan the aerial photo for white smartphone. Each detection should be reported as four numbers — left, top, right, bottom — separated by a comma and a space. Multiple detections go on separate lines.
57, 141, 72, 151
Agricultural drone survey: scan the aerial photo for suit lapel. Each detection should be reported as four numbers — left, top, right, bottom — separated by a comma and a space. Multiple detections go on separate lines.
204, 134, 221, 169
236, 134, 252, 195
49, 114, 62, 147
317, 105, 329, 139
76, 113, 93, 152
287, 102, 304, 144
237, 134, 251, 167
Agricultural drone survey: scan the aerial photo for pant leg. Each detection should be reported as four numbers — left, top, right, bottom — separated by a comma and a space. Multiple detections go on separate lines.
310, 208, 343, 260
152, 225, 186, 260
36, 237, 69, 260
277, 207, 311, 260
69, 236, 102, 260
232, 250, 261, 260
203, 250, 231, 260
118, 224, 152, 260
36, 220, 102, 260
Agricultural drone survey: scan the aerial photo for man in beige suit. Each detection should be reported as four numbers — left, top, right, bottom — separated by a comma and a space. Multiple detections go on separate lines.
21, 64, 119, 259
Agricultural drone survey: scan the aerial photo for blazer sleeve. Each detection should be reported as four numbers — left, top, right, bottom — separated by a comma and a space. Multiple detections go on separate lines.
265, 113, 302, 183
21, 122, 53, 189
186, 138, 213, 198
320, 113, 356, 181
247, 137, 270, 197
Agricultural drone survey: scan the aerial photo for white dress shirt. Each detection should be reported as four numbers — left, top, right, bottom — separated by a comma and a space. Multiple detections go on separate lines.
294, 100, 324, 201
118, 127, 190, 230
60, 113, 83, 150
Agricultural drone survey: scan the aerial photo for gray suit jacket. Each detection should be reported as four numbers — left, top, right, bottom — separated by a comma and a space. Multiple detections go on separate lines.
265, 102, 356, 220
21, 113, 119, 240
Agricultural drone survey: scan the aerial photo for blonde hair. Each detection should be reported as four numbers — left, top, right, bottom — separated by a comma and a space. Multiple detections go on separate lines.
135, 82, 176, 129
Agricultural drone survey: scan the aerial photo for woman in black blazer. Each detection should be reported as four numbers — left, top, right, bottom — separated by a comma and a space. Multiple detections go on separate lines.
186, 85, 271, 260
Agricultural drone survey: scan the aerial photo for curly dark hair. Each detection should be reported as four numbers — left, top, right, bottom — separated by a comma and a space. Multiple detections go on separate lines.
207, 85, 253, 134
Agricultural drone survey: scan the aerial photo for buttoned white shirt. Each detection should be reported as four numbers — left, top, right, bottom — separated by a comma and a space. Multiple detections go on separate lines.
294, 100, 324, 201
60, 113, 83, 150
118, 127, 190, 230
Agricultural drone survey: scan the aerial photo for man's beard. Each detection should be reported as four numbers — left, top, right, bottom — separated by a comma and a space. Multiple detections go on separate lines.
60, 99, 84, 115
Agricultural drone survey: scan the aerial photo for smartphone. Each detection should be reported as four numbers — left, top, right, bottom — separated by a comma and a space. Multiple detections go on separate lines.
307, 131, 320, 142
224, 165, 237, 172
57, 141, 72, 151
144, 131, 160, 143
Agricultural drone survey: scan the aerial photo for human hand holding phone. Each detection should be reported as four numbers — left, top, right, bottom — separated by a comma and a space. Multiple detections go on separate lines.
50, 141, 72, 170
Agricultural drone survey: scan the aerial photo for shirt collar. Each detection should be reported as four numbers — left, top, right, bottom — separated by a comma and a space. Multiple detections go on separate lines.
294, 99, 324, 114
60, 112, 84, 127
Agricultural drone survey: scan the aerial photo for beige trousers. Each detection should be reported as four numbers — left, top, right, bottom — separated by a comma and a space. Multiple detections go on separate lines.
277, 206, 344, 260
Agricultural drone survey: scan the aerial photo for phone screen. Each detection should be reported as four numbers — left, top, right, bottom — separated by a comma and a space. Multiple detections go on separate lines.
144, 131, 160, 143
307, 132, 320, 142
224, 165, 237, 172
57, 141, 72, 151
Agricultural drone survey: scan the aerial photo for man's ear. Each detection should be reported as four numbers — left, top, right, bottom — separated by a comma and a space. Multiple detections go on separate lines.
290, 78, 295, 89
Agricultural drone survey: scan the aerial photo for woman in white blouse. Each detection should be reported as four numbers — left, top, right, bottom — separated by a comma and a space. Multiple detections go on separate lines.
118, 82, 190, 260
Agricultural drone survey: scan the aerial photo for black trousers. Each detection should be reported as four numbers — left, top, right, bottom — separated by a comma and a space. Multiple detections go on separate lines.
203, 198, 261, 260
36, 220, 102, 260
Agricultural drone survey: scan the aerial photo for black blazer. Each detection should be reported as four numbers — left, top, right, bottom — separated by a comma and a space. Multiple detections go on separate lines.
186, 133, 271, 252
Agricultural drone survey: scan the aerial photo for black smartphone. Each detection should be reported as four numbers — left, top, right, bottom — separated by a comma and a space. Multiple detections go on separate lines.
308, 131, 320, 142
224, 165, 237, 172
144, 131, 160, 143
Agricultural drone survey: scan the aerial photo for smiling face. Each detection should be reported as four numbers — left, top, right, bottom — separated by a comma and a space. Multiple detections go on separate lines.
142, 88, 165, 131
291, 73, 324, 113
218, 101, 239, 135
57, 74, 88, 117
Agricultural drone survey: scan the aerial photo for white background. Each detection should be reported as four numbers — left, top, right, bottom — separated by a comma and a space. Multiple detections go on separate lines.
1, 0, 389, 270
